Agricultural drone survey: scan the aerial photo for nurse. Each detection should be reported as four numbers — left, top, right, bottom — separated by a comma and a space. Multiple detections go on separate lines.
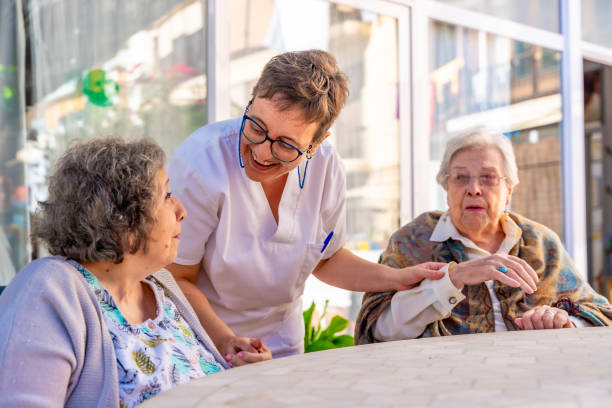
167, 50, 445, 362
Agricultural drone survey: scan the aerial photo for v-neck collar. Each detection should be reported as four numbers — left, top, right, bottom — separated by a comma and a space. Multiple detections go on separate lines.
234, 130, 302, 242
256, 165, 301, 241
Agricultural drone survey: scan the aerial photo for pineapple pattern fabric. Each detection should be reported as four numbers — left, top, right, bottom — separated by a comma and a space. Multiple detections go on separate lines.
70, 261, 224, 407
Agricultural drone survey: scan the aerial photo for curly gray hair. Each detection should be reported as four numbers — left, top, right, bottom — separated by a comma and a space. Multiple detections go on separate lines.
33, 137, 166, 263
436, 128, 519, 190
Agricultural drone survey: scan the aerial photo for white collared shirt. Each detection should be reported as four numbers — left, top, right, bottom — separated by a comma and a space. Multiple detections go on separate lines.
168, 118, 346, 357
373, 211, 585, 341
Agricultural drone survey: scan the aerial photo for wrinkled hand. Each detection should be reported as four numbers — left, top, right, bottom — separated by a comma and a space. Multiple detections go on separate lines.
514, 305, 574, 330
449, 254, 538, 293
219, 336, 272, 367
395, 262, 447, 291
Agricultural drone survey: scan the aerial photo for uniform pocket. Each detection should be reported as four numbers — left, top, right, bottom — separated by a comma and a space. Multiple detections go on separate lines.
294, 242, 325, 290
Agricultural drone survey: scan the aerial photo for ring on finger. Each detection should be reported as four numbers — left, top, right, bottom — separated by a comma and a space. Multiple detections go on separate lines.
498, 266, 508, 274
544, 310, 555, 316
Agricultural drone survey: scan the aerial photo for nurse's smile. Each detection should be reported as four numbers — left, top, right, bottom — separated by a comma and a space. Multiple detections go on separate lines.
240, 96, 319, 185
251, 150, 278, 169
244, 148, 283, 176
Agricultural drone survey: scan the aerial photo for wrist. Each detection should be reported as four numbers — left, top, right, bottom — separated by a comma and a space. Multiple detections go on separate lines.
448, 262, 464, 290
383, 265, 402, 291
379, 264, 408, 292
212, 330, 236, 351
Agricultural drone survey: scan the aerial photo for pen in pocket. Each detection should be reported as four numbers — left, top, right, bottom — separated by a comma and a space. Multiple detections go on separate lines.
321, 231, 334, 253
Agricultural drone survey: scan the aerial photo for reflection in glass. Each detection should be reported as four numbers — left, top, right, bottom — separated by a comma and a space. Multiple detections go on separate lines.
0, 0, 208, 278
584, 65, 605, 294
582, 0, 612, 48
438, 0, 559, 33
429, 21, 563, 237
230, 0, 400, 322
0, 1, 26, 283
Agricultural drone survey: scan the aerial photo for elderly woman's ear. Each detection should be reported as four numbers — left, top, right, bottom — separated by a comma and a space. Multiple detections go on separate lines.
126, 233, 136, 253
504, 184, 513, 208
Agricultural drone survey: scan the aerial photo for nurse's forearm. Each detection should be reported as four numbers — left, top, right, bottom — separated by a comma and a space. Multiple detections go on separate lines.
174, 278, 236, 348
312, 248, 397, 292
167, 262, 236, 349
313, 248, 445, 292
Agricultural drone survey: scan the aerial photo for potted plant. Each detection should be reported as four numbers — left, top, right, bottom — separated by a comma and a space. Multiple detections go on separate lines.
303, 300, 354, 353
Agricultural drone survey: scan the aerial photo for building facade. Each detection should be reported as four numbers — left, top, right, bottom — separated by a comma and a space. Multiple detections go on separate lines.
2, 0, 612, 315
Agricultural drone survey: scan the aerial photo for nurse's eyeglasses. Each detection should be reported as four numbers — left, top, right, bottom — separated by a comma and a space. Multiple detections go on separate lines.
240, 103, 311, 163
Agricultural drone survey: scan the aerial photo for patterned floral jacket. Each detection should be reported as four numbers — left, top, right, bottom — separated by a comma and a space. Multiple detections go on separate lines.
355, 211, 612, 344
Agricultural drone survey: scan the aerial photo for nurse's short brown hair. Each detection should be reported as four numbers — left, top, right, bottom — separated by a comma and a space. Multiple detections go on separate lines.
251, 49, 349, 144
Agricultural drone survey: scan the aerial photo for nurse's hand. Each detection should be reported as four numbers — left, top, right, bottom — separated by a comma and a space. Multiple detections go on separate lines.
394, 262, 447, 291
221, 336, 272, 367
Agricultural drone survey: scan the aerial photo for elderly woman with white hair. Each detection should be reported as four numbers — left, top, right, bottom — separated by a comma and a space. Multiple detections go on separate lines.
355, 129, 612, 343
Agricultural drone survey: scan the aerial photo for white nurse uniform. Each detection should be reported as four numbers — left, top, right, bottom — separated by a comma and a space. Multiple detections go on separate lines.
168, 118, 346, 356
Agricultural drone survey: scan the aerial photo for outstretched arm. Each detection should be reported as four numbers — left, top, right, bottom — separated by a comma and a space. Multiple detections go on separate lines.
312, 248, 446, 292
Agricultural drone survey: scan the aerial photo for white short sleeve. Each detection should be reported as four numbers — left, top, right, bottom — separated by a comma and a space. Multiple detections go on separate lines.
319, 147, 346, 259
168, 142, 221, 266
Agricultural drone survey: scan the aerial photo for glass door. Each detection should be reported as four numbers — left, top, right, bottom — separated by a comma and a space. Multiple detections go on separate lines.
584, 61, 612, 300
228, 0, 409, 323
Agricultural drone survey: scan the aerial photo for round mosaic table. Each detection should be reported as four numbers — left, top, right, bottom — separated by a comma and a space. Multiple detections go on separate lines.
142, 327, 612, 407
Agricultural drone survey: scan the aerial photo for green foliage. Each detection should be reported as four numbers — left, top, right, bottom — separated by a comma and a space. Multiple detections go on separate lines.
303, 300, 354, 353
83, 69, 119, 107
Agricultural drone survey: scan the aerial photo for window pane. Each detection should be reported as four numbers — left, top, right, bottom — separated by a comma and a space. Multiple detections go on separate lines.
429, 21, 563, 237
0, 1, 26, 284
0, 0, 208, 280
230, 0, 400, 321
582, 0, 612, 48
438, 0, 559, 33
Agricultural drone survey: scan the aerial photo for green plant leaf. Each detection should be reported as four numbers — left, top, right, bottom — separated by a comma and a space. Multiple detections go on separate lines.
305, 339, 335, 353
313, 325, 322, 343
320, 315, 348, 341
320, 300, 329, 322
303, 299, 355, 353
303, 301, 316, 344
312, 300, 330, 342
331, 335, 354, 348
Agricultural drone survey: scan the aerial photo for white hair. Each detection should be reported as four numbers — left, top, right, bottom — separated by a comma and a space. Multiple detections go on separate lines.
436, 128, 519, 190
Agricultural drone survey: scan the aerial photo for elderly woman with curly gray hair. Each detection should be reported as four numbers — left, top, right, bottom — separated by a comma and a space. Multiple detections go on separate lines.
356, 129, 612, 344
0, 138, 270, 407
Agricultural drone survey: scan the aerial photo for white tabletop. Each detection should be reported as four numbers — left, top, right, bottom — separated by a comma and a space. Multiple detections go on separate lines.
142, 327, 612, 407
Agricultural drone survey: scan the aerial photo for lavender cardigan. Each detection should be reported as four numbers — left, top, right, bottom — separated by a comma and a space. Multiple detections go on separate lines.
0, 257, 229, 407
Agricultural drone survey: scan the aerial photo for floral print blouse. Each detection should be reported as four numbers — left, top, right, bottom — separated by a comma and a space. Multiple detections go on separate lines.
70, 261, 224, 407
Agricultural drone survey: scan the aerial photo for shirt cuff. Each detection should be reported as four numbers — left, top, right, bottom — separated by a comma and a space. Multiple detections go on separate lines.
429, 264, 466, 316
569, 315, 591, 328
